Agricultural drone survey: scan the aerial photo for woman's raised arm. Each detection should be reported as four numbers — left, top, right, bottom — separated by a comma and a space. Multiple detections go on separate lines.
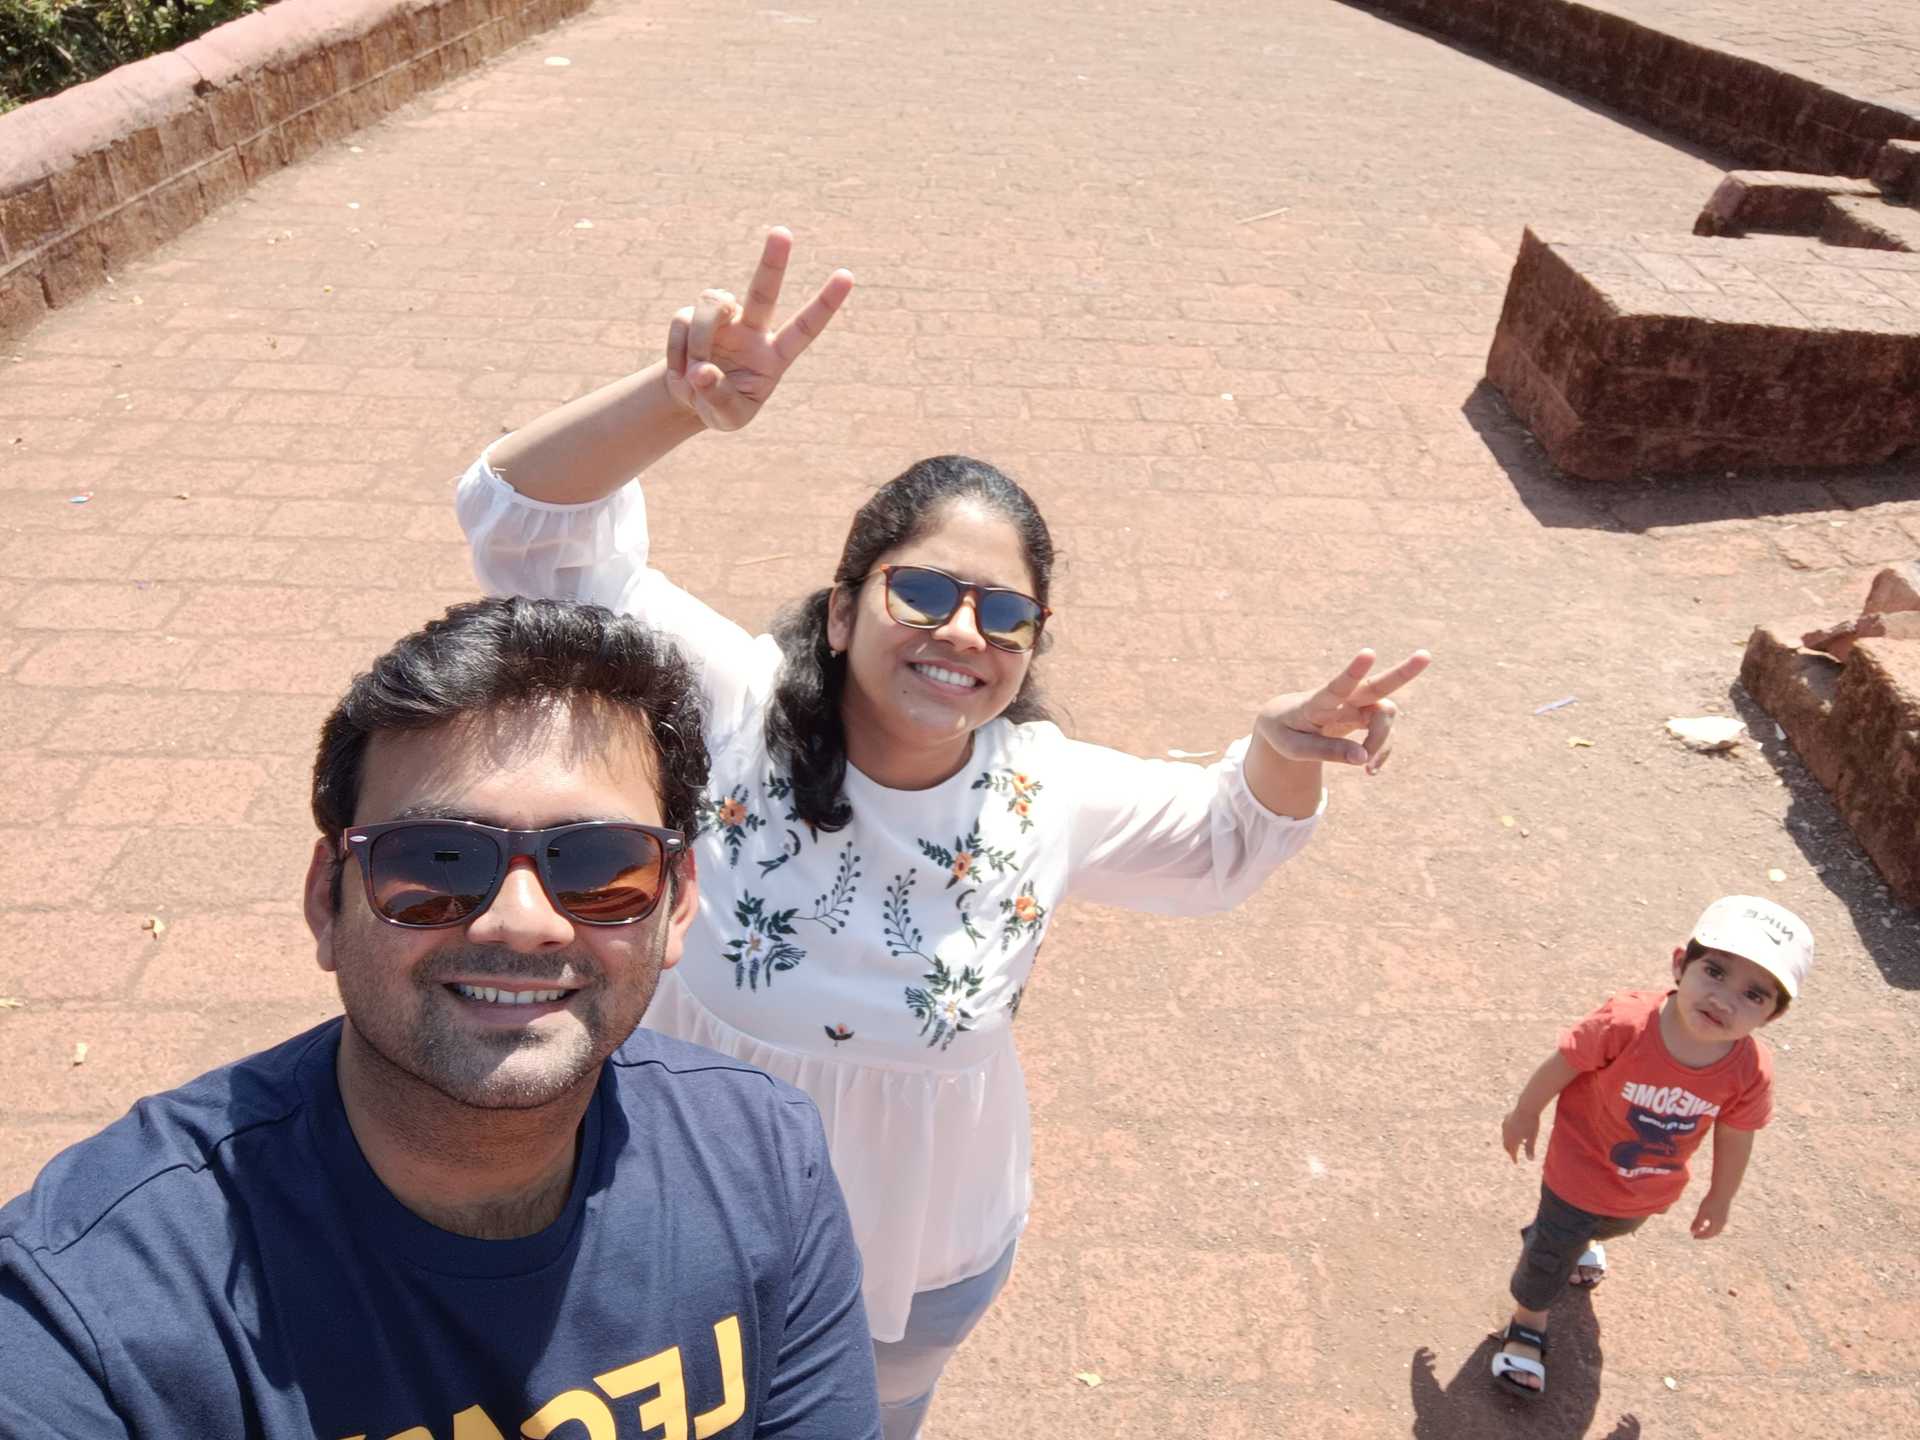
487, 226, 854, 504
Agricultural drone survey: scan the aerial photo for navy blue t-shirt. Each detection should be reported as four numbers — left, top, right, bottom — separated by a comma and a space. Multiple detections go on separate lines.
0, 1020, 880, 1439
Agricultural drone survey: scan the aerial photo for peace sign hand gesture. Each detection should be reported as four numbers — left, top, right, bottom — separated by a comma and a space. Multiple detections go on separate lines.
1255, 649, 1432, 776
664, 226, 855, 432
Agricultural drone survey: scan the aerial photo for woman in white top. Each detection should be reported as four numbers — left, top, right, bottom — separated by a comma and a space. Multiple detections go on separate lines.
458, 229, 1430, 1437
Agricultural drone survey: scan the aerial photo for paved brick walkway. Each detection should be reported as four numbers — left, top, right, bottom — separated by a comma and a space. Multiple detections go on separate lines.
2, 1, 1918, 1435
1598, 0, 1920, 113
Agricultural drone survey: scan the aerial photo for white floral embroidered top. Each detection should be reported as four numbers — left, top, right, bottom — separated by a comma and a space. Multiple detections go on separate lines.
457, 455, 1324, 1341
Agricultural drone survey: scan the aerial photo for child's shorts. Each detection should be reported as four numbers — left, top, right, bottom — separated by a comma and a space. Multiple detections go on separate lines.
1510, 1182, 1649, 1311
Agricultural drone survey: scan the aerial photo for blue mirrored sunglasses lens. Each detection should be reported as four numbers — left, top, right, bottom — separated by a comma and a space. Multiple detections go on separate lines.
886, 567, 963, 625
975, 592, 1043, 650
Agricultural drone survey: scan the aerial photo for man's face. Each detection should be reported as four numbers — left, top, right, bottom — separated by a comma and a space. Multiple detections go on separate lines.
303, 700, 695, 1111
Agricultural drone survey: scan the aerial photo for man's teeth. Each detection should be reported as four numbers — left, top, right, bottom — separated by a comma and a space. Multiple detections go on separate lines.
451, 983, 567, 1005
914, 663, 980, 688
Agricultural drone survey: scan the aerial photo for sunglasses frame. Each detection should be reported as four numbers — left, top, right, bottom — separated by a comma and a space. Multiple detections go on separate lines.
342, 818, 688, 930
870, 563, 1052, 654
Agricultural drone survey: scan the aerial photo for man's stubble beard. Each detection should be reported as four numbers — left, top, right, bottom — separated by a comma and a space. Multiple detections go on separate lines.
336, 921, 667, 1114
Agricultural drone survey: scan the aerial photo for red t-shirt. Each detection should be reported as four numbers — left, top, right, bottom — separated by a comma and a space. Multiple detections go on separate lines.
1542, 988, 1773, 1218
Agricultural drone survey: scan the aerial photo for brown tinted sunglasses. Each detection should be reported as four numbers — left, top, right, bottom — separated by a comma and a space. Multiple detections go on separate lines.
344, 819, 687, 928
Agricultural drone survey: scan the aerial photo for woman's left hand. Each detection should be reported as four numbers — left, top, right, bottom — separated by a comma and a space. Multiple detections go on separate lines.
1255, 649, 1432, 775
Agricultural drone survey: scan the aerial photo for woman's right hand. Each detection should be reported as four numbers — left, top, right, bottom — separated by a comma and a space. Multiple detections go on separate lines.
665, 226, 855, 432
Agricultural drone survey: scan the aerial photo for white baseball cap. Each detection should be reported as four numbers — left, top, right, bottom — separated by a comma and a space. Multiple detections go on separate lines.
1690, 895, 1814, 999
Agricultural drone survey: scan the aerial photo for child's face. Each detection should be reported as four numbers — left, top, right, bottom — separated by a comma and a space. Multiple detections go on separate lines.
1669, 946, 1782, 1045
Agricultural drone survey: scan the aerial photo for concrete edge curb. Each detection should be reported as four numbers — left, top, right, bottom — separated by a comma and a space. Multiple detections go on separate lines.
1339, 0, 1920, 179
0, 0, 594, 341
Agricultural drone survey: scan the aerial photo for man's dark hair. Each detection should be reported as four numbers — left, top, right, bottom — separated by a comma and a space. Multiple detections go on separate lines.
312, 596, 710, 867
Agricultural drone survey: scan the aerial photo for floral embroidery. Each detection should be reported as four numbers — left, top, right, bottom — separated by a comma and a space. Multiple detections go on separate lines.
795, 841, 861, 934
998, 881, 1047, 949
885, 871, 988, 1050
972, 767, 1042, 833
764, 771, 804, 825
955, 888, 986, 944
758, 833, 801, 877
882, 872, 929, 960
824, 1024, 854, 1048
719, 846, 856, 992
756, 771, 815, 876
721, 894, 804, 990
915, 827, 1016, 889
1006, 985, 1025, 1023
698, 783, 764, 867
905, 957, 987, 1051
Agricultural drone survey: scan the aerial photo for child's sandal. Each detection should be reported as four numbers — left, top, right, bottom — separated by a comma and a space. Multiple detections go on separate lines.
1490, 1320, 1548, 1398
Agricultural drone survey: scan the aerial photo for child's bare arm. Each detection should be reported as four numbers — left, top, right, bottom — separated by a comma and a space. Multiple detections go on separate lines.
1501, 1052, 1580, 1162
1691, 1123, 1756, 1239
488, 227, 853, 504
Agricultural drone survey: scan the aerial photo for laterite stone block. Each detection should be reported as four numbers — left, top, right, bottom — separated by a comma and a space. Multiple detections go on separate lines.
1486, 227, 1920, 481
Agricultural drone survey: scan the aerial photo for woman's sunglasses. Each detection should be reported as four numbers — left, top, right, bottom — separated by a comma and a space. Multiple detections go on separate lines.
343, 819, 687, 929
870, 564, 1050, 654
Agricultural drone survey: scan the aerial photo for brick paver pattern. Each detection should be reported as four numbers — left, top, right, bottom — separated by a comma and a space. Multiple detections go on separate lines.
2, 1, 1918, 1436
1599, 0, 1920, 112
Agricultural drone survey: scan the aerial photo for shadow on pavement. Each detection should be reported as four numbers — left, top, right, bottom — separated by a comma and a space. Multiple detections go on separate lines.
1334, 1, 1736, 174
1410, 1290, 1639, 1438
1460, 380, 1920, 532
1728, 683, 1920, 990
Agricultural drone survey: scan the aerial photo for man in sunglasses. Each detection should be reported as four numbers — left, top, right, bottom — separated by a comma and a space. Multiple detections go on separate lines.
0, 597, 881, 1439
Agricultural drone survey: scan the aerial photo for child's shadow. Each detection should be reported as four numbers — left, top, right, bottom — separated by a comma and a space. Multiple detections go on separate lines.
1409, 1290, 1639, 1440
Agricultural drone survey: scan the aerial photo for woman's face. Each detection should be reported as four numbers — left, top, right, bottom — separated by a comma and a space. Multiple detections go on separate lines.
828, 501, 1039, 771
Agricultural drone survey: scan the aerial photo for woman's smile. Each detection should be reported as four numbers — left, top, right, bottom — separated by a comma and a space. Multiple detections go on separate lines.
909, 660, 985, 692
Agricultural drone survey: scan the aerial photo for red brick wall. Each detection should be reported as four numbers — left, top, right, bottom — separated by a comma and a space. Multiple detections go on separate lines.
0, 0, 595, 339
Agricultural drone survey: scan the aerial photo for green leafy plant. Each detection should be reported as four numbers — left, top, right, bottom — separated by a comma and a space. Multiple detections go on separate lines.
2, 0, 270, 112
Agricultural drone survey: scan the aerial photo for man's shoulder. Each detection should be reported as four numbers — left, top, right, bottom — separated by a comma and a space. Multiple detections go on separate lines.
609, 1026, 814, 1110
1, 1021, 339, 1257
607, 1028, 827, 1180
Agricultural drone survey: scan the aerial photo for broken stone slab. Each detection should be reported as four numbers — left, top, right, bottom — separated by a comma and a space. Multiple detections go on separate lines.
1864, 560, 1920, 615
1694, 171, 1882, 238
1742, 623, 1847, 789
1801, 611, 1920, 662
1741, 625, 1920, 906
1828, 638, 1920, 906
